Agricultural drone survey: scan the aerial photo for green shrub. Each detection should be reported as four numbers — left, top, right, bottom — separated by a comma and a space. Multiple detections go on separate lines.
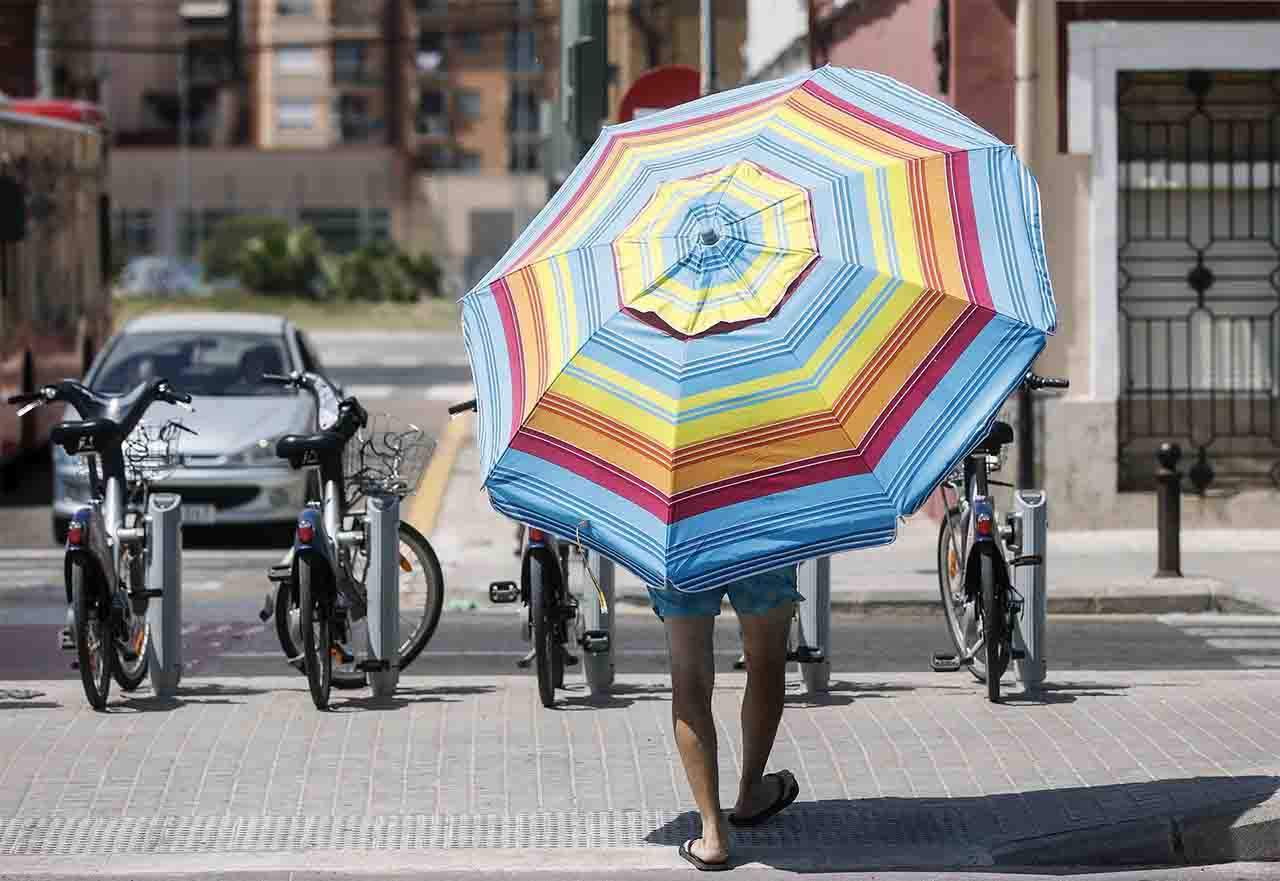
236, 226, 325, 298
202, 215, 291, 280
319, 241, 442, 303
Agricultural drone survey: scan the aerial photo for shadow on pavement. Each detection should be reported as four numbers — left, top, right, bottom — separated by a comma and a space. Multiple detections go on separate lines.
0, 687, 59, 709
331, 683, 498, 712
115, 695, 244, 712
645, 775, 1280, 868
557, 683, 672, 710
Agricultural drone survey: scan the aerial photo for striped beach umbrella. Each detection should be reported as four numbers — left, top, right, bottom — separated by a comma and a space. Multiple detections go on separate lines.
461, 66, 1056, 592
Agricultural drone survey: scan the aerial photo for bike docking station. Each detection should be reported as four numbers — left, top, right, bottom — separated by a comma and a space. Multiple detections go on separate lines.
362, 492, 400, 697
794, 556, 832, 694
1010, 489, 1048, 688
143, 492, 184, 696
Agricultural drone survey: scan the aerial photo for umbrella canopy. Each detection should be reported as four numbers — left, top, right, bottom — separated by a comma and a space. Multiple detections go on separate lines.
461, 66, 1056, 592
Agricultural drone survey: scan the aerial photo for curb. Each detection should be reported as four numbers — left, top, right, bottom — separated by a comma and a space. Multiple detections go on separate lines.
603, 580, 1270, 616
992, 796, 1280, 866
403, 412, 471, 536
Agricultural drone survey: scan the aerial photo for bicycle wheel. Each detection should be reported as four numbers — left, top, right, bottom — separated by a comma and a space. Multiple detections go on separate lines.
980, 554, 1002, 702
274, 582, 304, 673
112, 614, 150, 691
71, 557, 112, 710
938, 511, 987, 681
298, 554, 333, 710
113, 551, 149, 691
349, 521, 444, 670
529, 549, 558, 708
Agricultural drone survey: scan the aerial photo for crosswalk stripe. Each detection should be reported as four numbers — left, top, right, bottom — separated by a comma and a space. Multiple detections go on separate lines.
1158, 614, 1280, 626
1160, 614, 1280, 670
1182, 628, 1280, 638
1205, 638, 1280, 651
345, 384, 396, 400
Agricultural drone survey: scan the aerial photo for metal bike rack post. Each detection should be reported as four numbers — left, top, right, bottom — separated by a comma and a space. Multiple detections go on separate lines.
582, 552, 615, 695
145, 492, 183, 696
795, 556, 831, 693
364, 492, 400, 697
1013, 490, 1048, 687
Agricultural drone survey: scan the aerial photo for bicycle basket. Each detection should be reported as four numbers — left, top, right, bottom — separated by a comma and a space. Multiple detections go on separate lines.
343, 412, 434, 499
123, 421, 187, 485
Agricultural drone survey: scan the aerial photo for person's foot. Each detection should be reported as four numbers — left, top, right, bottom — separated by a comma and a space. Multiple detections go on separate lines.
731, 770, 799, 825
686, 835, 729, 867
733, 772, 784, 819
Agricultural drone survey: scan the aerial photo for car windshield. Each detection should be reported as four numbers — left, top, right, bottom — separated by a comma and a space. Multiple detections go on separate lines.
94, 332, 294, 397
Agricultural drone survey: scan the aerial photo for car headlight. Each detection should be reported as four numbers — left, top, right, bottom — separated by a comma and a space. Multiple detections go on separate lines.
227, 437, 284, 467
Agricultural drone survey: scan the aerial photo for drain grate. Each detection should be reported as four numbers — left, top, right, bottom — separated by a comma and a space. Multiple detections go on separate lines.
1, 805, 976, 856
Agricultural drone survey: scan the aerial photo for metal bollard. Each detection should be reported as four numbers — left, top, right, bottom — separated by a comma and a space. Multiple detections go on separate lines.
364, 493, 400, 697
795, 556, 831, 694
1013, 490, 1048, 687
1155, 443, 1182, 578
582, 552, 615, 696
145, 492, 183, 696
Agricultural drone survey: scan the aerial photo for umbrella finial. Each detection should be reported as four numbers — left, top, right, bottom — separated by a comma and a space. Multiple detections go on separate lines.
699, 228, 720, 247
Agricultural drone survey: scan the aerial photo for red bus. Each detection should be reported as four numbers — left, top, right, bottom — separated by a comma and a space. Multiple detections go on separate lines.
0, 99, 112, 488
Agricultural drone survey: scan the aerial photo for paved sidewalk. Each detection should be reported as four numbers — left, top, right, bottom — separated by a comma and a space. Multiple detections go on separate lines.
431, 430, 1280, 615
2, 670, 1279, 875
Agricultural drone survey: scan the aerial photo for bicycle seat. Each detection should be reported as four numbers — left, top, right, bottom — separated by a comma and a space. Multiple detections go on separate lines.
974, 420, 1014, 455
51, 419, 120, 456
276, 431, 345, 468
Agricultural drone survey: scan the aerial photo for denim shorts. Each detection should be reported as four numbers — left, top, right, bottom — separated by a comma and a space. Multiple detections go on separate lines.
647, 566, 804, 619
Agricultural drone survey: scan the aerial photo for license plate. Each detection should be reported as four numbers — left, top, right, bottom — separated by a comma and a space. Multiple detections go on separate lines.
181, 504, 218, 524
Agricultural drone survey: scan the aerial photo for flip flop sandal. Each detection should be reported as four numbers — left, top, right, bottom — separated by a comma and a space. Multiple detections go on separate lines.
727, 770, 800, 827
679, 839, 730, 872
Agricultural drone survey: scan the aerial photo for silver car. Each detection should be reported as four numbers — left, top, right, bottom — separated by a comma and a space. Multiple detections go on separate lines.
52, 312, 331, 540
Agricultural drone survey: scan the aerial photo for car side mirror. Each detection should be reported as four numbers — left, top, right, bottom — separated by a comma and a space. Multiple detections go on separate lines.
0, 173, 28, 243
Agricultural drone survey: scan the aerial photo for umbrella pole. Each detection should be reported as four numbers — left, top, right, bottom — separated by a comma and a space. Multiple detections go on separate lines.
700, 0, 717, 95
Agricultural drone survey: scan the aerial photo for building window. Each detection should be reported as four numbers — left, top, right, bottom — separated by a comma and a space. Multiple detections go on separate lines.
415, 0, 448, 14
507, 85, 539, 132
277, 0, 313, 15
301, 208, 390, 253
457, 30, 483, 54
336, 93, 382, 144
455, 90, 482, 119
506, 29, 538, 72
276, 99, 317, 130
509, 140, 541, 172
276, 46, 320, 76
416, 90, 448, 135
333, 41, 368, 82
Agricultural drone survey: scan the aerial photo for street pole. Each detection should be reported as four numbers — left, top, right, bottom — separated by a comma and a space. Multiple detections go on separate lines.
700, 0, 716, 95
177, 47, 191, 261
1014, 0, 1039, 489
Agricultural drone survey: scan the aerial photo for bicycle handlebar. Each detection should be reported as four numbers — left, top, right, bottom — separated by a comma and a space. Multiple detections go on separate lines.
7, 391, 45, 406
448, 398, 477, 416
1025, 373, 1069, 391
158, 384, 193, 405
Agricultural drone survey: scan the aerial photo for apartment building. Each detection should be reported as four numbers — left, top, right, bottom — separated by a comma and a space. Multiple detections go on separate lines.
406, 0, 556, 174
97, 0, 402, 261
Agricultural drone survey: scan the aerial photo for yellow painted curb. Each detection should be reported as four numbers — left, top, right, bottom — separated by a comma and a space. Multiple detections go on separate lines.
404, 412, 471, 536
